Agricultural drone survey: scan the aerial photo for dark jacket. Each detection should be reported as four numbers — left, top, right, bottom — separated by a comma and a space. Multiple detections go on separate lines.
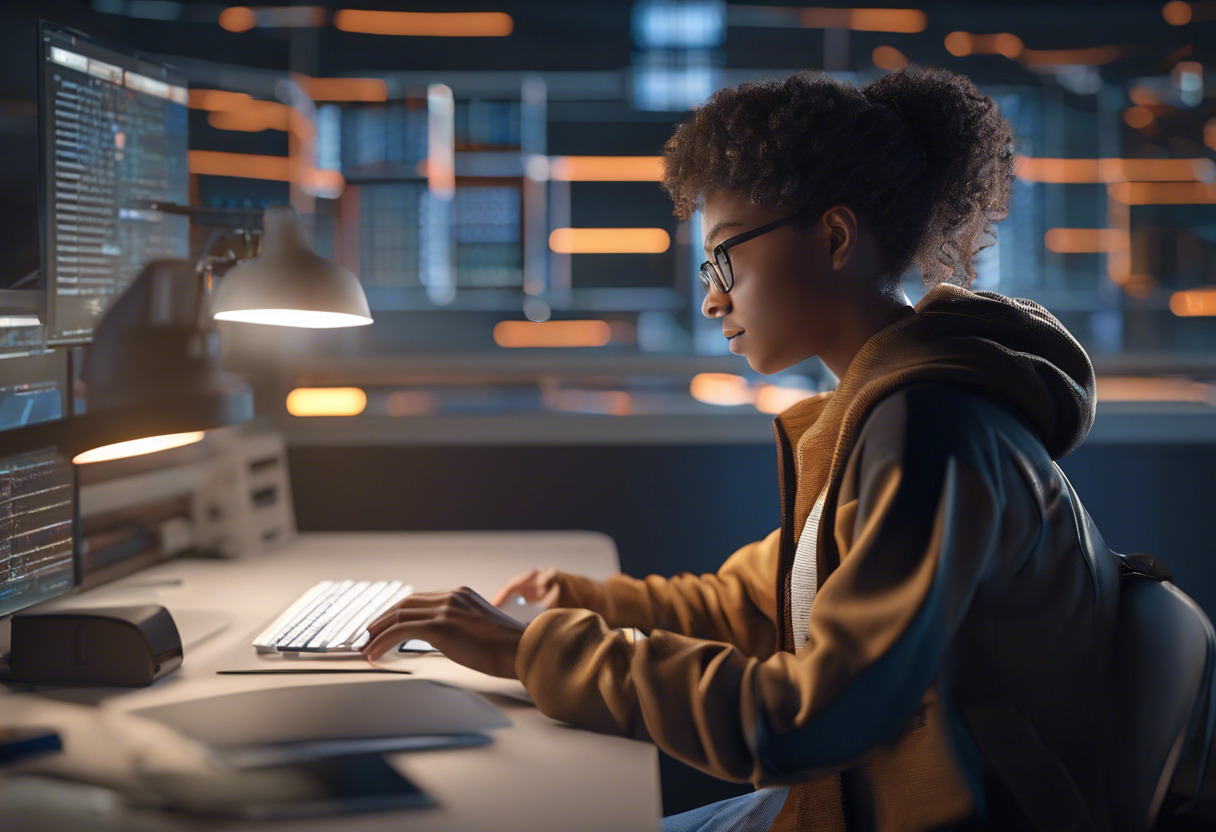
516, 284, 1117, 831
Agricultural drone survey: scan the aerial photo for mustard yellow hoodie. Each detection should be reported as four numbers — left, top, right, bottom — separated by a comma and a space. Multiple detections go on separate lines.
516, 283, 1115, 831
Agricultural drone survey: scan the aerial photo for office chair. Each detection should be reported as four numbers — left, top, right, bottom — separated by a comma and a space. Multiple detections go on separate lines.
1108, 569, 1216, 832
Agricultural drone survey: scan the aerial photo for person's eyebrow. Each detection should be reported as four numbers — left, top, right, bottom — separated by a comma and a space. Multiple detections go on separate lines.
703, 220, 743, 253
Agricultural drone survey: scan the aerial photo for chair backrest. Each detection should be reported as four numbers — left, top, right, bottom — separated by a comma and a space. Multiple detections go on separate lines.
1108, 576, 1216, 832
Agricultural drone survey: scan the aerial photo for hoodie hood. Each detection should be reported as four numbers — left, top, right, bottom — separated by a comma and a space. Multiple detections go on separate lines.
897, 283, 1096, 458
775, 283, 1096, 543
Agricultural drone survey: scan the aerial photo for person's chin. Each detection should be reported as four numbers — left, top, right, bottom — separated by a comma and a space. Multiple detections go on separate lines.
747, 352, 800, 375
745, 354, 778, 375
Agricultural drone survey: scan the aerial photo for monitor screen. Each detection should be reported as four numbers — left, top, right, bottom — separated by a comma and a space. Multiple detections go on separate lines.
0, 448, 76, 618
40, 22, 190, 345
0, 350, 75, 618
0, 350, 67, 432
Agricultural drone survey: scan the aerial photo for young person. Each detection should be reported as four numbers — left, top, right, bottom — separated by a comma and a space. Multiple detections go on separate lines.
363, 66, 1120, 831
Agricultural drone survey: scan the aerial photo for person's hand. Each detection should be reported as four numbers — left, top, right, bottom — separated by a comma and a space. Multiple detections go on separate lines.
491, 567, 561, 609
361, 587, 526, 678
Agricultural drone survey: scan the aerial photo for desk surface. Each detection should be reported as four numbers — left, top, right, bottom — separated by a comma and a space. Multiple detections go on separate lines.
1, 531, 663, 832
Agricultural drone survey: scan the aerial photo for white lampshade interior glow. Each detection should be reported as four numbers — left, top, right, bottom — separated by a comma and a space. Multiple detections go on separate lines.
72, 431, 206, 465
212, 309, 374, 328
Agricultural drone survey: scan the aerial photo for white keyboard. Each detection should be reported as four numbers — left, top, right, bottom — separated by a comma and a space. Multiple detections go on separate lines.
253, 580, 411, 654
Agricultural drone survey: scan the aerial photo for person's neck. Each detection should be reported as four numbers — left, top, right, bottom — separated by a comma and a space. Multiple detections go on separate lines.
819, 292, 916, 382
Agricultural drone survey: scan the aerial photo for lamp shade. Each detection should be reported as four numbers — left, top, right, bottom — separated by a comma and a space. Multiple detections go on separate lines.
210, 206, 373, 329
74, 257, 253, 464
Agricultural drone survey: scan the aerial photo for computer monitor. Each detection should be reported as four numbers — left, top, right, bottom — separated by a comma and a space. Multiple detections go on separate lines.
40, 22, 190, 345
0, 350, 75, 617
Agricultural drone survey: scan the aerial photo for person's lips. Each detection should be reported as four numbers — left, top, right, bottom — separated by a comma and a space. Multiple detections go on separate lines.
724, 328, 744, 340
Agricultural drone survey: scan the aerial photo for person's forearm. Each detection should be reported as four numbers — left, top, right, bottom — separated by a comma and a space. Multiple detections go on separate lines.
552, 531, 780, 657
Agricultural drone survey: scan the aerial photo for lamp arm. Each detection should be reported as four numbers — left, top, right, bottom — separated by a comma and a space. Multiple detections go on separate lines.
144, 201, 265, 229
141, 201, 267, 329
190, 222, 263, 330
193, 227, 227, 330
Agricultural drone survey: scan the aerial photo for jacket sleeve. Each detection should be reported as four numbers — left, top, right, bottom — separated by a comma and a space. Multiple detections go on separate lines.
515, 388, 1040, 783
550, 529, 781, 660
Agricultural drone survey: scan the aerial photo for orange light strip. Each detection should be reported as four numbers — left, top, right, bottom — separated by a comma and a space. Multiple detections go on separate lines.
1105, 197, 1134, 288
1044, 228, 1124, 253
848, 7, 927, 32
1107, 182, 1216, 204
1129, 85, 1161, 106
1014, 157, 1099, 183
1123, 106, 1154, 129
689, 373, 754, 407
286, 387, 367, 417
188, 89, 254, 111
1096, 377, 1212, 402
943, 31, 1121, 65
944, 32, 1022, 58
333, 10, 513, 36
219, 6, 256, 32
1015, 156, 1215, 183
206, 101, 292, 132
299, 77, 388, 102
872, 45, 908, 71
1020, 45, 1122, 66
944, 31, 972, 56
1163, 1, 1193, 24
190, 90, 315, 136
800, 7, 927, 33
978, 32, 1023, 59
1170, 287, 1216, 316
493, 320, 612, 348
549, 228, 671, 254
548, 156, 665, 182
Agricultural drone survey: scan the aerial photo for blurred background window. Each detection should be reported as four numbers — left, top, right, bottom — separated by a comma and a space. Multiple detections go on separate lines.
6, 0, 1210, 417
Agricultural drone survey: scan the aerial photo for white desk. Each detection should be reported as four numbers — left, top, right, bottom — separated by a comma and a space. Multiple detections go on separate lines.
1, 531, 663, 832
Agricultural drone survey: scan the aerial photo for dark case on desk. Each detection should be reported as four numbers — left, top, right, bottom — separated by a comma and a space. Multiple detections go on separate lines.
9, 604, 183, 686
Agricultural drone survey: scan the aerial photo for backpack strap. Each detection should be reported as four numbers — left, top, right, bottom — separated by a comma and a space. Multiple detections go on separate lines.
1114, 551, 1174, 583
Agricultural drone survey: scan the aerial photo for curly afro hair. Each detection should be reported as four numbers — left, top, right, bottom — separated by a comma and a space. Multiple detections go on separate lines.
661, 66, 1016, 289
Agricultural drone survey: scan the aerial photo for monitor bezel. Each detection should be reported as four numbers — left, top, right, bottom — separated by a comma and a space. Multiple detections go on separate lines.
0, 347, 78, 619
38, 21, 190, 347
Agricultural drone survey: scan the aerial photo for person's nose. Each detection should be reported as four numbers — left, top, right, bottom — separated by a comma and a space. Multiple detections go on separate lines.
701, 285, 731, 319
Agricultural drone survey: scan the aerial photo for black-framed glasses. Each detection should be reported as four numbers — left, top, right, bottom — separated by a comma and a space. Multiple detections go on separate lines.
699, 212, 805, 294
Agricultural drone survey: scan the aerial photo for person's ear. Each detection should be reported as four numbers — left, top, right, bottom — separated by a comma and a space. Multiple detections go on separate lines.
821, 206, 858, 271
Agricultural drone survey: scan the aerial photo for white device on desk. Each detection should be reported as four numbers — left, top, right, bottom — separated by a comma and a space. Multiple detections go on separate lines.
253, 581, 549, 654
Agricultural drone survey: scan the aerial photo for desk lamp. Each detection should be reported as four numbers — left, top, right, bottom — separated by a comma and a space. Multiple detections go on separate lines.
210, 205, 373, 329
72, 257, 254, 464
0, 204, 372, 464
70, 204, 372, 463
0, 257, 252, 465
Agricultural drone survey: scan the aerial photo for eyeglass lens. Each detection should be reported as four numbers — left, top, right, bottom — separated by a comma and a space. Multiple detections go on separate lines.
699, 252, 733, 293
715, 249, 732, 290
